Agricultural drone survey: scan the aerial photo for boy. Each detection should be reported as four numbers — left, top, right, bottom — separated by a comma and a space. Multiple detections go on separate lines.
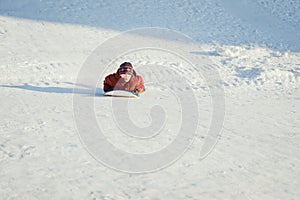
103, 62, 145, 94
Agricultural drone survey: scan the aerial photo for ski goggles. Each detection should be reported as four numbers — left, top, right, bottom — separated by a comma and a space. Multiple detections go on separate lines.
118, 67, 133, 74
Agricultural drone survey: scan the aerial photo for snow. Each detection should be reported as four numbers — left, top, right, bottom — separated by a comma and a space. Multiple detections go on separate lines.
0, 0, 299, 199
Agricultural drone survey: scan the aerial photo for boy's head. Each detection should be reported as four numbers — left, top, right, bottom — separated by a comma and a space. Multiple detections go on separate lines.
118, 62, 133, 82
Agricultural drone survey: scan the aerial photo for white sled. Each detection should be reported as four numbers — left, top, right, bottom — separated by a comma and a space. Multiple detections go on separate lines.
104, 90, 139, 98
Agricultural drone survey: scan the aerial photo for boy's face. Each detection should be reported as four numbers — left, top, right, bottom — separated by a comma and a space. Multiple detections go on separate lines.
120, 73, 132, 82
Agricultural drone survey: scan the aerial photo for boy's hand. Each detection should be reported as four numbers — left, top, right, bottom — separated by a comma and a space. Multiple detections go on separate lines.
132, 89, 138, 94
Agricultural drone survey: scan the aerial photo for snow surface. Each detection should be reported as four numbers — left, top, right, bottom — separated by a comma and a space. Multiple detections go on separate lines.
0, 0, 300, 199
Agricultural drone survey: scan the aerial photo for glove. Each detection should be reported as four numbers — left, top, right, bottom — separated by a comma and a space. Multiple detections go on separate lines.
131, 89, 140, 96
132, 89, 138, 94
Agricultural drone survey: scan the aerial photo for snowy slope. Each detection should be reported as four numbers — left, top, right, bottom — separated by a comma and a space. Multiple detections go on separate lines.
0, 0, 299, 50
0, 0, 300, 200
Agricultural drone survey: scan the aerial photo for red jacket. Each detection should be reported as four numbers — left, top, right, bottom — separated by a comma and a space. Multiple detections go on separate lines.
103, 70, 145, 93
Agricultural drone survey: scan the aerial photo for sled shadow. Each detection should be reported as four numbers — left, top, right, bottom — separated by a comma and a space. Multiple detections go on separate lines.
0, 83, 105, 96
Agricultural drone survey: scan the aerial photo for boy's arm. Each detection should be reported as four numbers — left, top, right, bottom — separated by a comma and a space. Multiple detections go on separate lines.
103, 76, 114, 92
135, 76, 145, 93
